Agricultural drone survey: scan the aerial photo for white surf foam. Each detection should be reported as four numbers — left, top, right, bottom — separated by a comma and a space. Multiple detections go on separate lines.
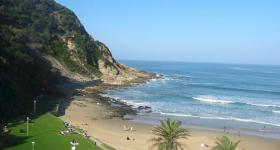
231, 67, 254, 72
160, 112, 193, 117
120, 99, 150, 108
250, 103, 280, 108
193, 95, 280, 108
193, 96, 234, 104
273, 110, 280, 114
100, 93, 151, 108
160, 112, 280, 127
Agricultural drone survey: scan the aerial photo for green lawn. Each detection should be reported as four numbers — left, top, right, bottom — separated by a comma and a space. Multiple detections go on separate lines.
3, 113, 102, 150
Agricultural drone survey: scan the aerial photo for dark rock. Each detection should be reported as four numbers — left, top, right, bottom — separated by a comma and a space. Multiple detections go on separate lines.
136, 106, 152, 113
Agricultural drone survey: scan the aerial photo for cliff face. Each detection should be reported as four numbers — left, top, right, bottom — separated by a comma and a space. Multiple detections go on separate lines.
0, 0, 152, 120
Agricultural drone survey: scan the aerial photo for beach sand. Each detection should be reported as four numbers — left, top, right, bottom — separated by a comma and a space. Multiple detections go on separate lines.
60, 95, 280, 150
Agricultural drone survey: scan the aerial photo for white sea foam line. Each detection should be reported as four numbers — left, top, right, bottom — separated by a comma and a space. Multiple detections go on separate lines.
160, 112, 193, 117
120, 99, 150, 107
173, 74, 192, 78
193, 95, 280, 108
161, 75, 172, 81
160, 112, 280, 127
231, 67, 254, 71
145, 75, 172, 85
103, 94, 280, 126
273, 110, 280, 114
150, 78, 157, 82
250, 103, 280, 108
193, 96, 233, 104
102, 93, 151, 108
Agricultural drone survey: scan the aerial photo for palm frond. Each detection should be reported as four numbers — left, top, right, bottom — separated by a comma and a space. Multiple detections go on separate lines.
211, 136, 241, 150
149, 118, 190, 150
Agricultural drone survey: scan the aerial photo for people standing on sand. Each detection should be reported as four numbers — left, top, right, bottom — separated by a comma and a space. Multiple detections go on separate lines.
123, 125, 129, 131
123, 125, 136, 141
123, 125, 126, 131
259, 125, 266, 132
130, 126, 134, 132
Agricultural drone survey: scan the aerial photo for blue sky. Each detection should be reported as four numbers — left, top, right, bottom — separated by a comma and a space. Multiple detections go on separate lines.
56, 0, 280, 65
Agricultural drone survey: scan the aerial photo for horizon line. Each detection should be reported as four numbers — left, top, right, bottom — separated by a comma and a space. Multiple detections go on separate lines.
117, 58, 280, 67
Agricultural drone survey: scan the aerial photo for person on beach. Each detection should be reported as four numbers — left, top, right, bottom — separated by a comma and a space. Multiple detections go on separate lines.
123, 125, 129, 131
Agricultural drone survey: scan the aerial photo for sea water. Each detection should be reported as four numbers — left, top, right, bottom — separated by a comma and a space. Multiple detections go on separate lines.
104, 60, 280, 139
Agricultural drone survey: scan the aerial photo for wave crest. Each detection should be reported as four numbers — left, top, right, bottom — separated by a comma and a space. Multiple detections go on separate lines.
193, 96, 280, 109
273, 110, 280, 114
160, 112, 280, 127
193, 96, 234, 104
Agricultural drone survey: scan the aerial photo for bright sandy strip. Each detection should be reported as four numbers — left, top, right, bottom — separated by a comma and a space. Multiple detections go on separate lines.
60, 96, 280, 150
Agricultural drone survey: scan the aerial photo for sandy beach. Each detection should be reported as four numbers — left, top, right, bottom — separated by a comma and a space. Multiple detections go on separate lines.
60, 93, 280, 150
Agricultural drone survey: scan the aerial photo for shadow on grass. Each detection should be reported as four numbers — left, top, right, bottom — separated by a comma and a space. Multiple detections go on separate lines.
0, 132, 28, 149
1, 79, 100, 149
0, 121, 33, 149
0, 128, 60, 149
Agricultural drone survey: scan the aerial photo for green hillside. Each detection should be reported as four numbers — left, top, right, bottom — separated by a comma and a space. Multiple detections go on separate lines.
0, 0, 131, 120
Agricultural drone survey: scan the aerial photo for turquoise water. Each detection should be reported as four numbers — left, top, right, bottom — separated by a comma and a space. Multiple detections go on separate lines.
104, 60, 280, 137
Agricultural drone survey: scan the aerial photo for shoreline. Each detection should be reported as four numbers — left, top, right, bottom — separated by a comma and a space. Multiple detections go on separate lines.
96, 81, 280, 140
130, 113, 280, 140
58, 78, 280, 150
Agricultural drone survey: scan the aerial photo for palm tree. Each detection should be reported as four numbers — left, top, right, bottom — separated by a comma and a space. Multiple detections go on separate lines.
211, 136, 241, 150
150, 118, 190, 150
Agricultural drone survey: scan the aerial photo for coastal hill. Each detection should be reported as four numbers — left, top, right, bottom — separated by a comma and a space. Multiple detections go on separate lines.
0, 0, 152, 120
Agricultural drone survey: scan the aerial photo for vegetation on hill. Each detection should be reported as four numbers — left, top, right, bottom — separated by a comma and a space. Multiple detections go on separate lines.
0, 0, 151, 121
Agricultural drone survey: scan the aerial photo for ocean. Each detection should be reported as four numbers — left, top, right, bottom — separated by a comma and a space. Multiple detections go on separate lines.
103, 60, 280, 138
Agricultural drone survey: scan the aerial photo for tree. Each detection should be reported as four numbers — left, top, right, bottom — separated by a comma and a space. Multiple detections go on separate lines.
211, 136, 241, 150
150, 118, 190, 150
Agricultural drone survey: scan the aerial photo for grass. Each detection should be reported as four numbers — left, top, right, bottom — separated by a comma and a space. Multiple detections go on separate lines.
3, 113, 102, 150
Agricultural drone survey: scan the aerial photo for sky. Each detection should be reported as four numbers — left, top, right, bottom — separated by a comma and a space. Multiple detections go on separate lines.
56, 0, 280, 65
